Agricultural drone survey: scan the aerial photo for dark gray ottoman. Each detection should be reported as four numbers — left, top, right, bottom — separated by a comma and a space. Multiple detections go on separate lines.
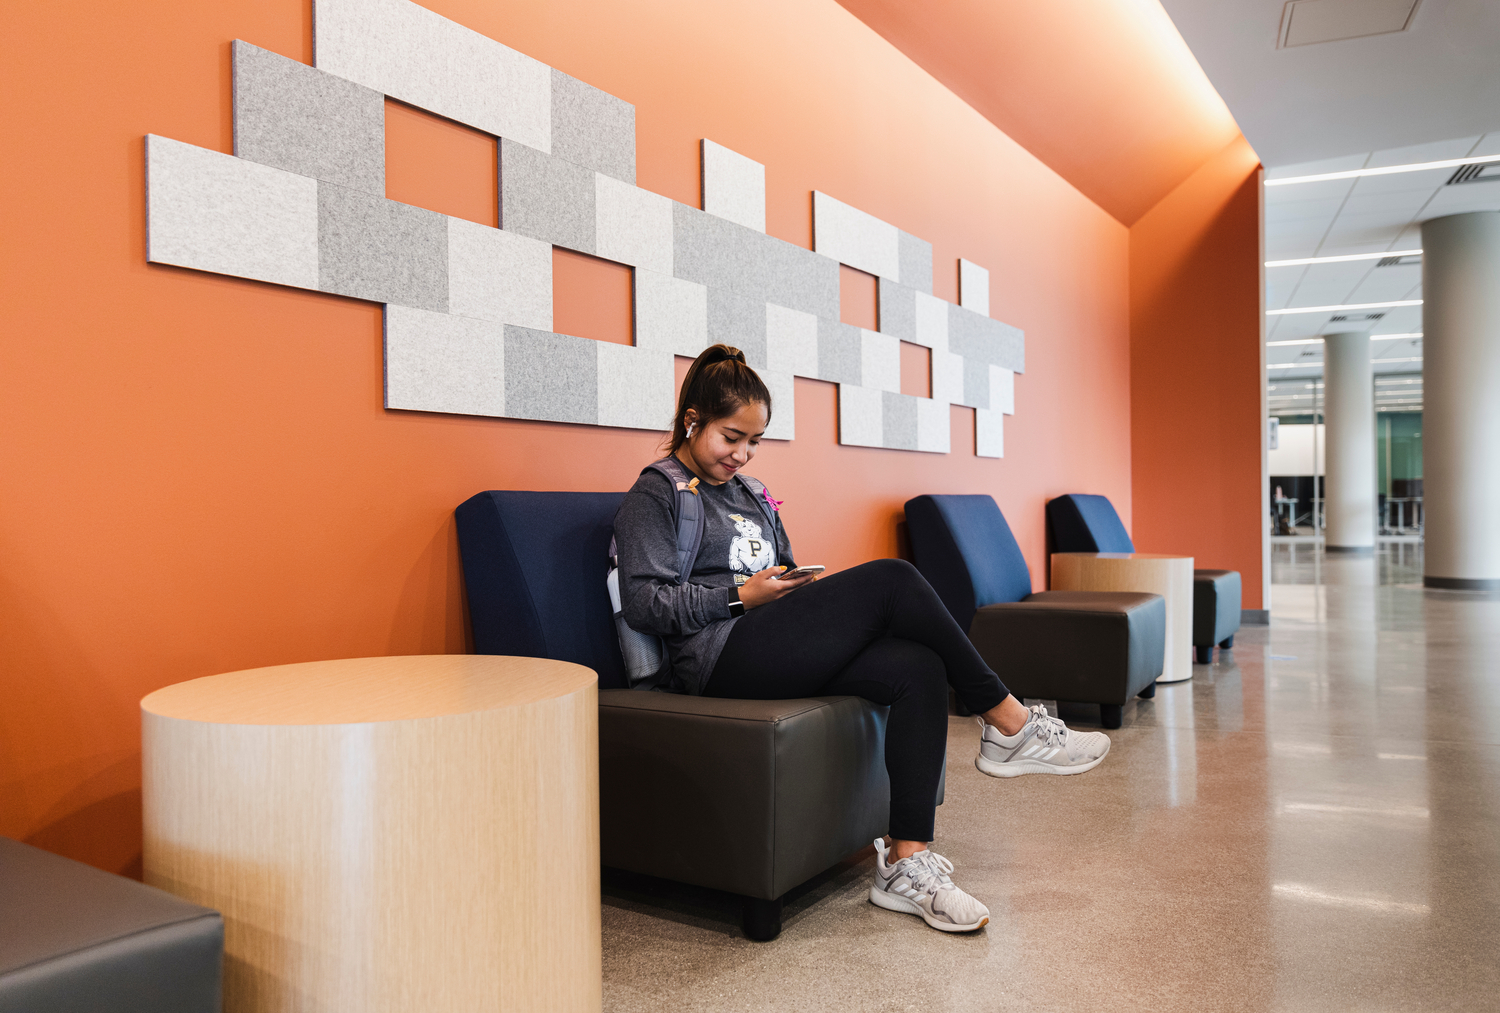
0, 837, 222, 1013
1193, 569, 1242, 663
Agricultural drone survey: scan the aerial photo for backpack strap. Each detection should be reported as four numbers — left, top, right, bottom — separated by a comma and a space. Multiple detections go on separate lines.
645, 457, 706, 584
734, 474, 781, 568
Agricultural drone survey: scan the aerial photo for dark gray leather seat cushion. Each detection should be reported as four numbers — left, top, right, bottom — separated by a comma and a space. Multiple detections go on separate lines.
0, 837, 222, 1013
1193, 569, 1242, 645
967, 591, 1166, 704
600, 690, 918, 900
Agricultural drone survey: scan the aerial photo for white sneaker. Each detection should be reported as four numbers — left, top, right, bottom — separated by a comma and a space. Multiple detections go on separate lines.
868, 838, 990, 932
975, 705, 1110, 777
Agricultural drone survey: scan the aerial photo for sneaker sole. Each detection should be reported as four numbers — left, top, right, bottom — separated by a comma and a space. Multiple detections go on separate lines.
868, 886, 989, 932
974, 739, 1110, 778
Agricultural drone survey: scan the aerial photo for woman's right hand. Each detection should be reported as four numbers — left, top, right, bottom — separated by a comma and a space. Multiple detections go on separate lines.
736, 566, 817, 610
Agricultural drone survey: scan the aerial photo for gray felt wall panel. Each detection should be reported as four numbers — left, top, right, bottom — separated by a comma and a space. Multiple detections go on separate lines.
384, 304, 505, 416
948, 303, 1025, 373
898, 231, 933, 295
916, 397, 950, 453
635, 269, 707, 357
881, 391, 918, 451
817, 319, 863, 385
878, 278, 915, 342
932, 349, 965, 405
860, 329, 901, 393
552, 69, 635, 183
958, 258, 989, 316
812, 191, 899, 281
318, 182, 448, 310
763, 242, 840, 321
503, 326, 598, 424
500, 139, 595, 253
991, 365, 1015, 415
233, 41, 385, 195
759, 368, 796, 441
146, 135, 320, 291
765, 303, 818, 378
313, 0, 551, 151
962, 356, 991, 409
976, 408, 1003, 458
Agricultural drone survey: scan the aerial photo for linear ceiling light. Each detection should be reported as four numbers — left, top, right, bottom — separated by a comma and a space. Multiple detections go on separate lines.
1267, 300, 1422, 316
1266, 250, 1421, 267
1266, 332, 1422, 346
1266, 154, 1500, 187
1268, 362, 1322, 369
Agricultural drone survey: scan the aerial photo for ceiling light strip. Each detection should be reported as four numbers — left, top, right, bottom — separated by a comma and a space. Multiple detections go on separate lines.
1267, 300, 1422, 316
1266, 333, 1422, 346
1265, 250, 1421, 268
1265, 154, 1500, 187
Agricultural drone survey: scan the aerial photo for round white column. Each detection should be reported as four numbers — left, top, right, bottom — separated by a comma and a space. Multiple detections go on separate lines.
1322, 331, 1376, 552
1420, 212, 1500, 591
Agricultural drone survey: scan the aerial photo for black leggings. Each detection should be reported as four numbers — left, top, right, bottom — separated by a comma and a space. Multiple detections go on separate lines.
706, 558, 1010, 842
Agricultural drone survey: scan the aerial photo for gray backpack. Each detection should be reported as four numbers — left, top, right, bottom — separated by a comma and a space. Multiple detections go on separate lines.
608, 456, 778, 689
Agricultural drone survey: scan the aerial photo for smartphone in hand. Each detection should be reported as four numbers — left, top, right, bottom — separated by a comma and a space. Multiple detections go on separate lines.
776, 565, 825, 580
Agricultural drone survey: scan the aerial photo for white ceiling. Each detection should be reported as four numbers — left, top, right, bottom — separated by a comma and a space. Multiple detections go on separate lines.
1262, 133, 1500, 388
1157, 0, 1500, 169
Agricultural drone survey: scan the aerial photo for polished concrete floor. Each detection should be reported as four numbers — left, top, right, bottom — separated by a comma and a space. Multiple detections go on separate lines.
601, 544, 1500, 1012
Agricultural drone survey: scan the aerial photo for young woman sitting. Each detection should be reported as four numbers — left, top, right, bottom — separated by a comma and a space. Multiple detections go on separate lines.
612, 344, 1111, 933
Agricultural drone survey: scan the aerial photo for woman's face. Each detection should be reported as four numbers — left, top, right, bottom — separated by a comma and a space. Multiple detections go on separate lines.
681, 401, 769, 484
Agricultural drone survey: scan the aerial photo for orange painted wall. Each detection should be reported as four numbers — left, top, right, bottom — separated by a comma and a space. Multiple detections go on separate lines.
0, 0, 1132, 874
1128, 135, 1264, 607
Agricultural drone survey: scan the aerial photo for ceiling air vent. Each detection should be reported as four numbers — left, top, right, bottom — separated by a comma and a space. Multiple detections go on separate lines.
1377, 254, 1422, 267
1447, 161, 1500, 185
1278, 0, 1421, 49
1329, 312, 1385, 322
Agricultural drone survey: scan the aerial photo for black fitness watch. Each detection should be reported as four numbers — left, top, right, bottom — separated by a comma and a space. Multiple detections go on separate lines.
727, 589, 746, 618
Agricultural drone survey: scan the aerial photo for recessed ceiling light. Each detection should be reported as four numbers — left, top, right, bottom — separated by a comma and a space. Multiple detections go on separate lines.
1266, 250, 1421, 267
1265, 332, 1422, 346
1267, 300, 1422, 316
1266, 154, 1500, 187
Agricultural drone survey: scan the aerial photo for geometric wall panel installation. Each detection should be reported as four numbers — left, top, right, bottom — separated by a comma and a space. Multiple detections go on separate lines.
145, 0, 1025, 456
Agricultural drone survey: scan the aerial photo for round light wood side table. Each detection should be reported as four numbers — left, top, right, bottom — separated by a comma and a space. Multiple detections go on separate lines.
1051, 552, 1194, 683
141, 655, 600, 1013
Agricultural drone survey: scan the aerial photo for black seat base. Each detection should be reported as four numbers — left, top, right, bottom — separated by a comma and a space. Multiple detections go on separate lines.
967, 591, 1167, 714
1193, 569, 1242, 662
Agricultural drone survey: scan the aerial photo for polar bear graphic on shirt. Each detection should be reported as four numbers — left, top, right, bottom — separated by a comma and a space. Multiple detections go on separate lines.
728, 513, 774, 584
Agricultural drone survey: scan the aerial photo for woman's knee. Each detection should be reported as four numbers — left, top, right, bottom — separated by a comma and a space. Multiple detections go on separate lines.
854, 557, 923, 585
880, 640, 949, 707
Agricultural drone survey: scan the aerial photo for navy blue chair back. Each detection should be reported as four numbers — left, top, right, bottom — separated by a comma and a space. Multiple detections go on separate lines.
455, 491, 628, 689
903, 494, 1033, 631
1047, 494, 1135, 553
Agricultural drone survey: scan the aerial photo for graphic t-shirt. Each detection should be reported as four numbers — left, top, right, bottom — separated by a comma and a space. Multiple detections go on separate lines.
613, 465, 796, 694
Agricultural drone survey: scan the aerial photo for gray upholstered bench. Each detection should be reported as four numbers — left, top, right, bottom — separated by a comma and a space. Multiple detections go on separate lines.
0, 837, 222, 1013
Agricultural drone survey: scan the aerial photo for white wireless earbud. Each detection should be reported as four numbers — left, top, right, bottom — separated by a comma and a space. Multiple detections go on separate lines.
686, 422, 696, 439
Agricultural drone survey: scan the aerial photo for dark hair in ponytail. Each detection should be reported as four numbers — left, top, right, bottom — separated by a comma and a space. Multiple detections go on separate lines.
668, 344, 773, 453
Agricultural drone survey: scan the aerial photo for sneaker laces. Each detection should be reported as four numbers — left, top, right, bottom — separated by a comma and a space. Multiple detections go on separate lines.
899, 850, 955, 895
1028, 704, 1070, 748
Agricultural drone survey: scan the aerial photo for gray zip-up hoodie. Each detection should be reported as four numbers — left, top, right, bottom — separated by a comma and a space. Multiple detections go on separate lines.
614, 466, 794, 694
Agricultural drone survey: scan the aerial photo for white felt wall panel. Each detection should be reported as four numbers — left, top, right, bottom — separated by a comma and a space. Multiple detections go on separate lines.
760, 369, 796, 441
447, 217, 552, 330
150, 9, 1027, 453
975, 408, 1004, 458
313, 0, 550, 151
860, 329, 901, 394
838, 384, 884, 448
990, 365, 1015, 415
384, 304, 506, 417
145, 135, 320, 291
916, 398, 951, 454
596, 343, 674, 430
812, 191, 901, 281
765, 303, 819, 379
233, 41, 385, 195
634, 269, 708, 357
701, 139, 765, 234
958, 258, 990, 317
551, 69, 635, 184
595, 173, 673, 275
